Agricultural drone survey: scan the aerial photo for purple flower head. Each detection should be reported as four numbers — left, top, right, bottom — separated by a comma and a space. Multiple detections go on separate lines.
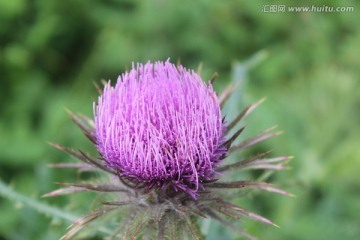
49, 60, 291, 240
94, 60, 226, 197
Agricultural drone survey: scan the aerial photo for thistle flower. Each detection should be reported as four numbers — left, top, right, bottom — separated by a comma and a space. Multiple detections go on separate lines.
46, 60, 291, 240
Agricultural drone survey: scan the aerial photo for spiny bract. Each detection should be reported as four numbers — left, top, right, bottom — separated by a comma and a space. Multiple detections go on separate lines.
47, 60, 291, 240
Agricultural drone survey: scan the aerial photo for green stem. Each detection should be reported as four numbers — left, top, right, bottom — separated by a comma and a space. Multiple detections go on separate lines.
0, 179, 112, 235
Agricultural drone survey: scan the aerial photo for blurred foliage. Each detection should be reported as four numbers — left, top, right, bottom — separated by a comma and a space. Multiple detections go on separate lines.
1, 0, 360, 239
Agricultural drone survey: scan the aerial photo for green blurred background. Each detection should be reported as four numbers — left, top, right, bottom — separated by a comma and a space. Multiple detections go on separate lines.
1, 0, 360, 239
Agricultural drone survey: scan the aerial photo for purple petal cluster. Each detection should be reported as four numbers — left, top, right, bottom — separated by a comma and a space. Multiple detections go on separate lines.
94, 60, 226, 197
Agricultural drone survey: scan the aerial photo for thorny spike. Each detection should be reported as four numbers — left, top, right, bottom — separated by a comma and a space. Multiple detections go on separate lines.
48, 142, 87, 162
157, 216, 166, 240
49, 142, 116, 175
101, 201, 133, 206
219, 82, 240, 109
224, 126, 246, 149
79, 113, 95, 128
216, 151, 272, 172
61, 207, 117, 240
78, 150, 117, 175
237, 156, 292, 171
65, 109, 93, 134
229, 126, 282, 153
205, 209, 256, 240
48, 163, 91, 169
101, 79, 107, 86
196, 62, 203, 74
42, 187, 87, 197
214, 200, 276, 226
55, 182, 130, 193
214, 206, 242, 220
209, 72, 218, 85
65, 109, 96, 144
226, 98, 266, 133
182, 215, 203, 240
93, 81, 103, 95
206, 181, 293, 196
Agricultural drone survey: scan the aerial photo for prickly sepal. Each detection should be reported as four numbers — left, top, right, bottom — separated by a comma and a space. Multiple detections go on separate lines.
46, 61, 291, 240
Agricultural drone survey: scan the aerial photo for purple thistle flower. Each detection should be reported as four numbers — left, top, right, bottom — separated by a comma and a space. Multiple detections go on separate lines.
47, 60, 291, 240
94, 61, 226, 198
